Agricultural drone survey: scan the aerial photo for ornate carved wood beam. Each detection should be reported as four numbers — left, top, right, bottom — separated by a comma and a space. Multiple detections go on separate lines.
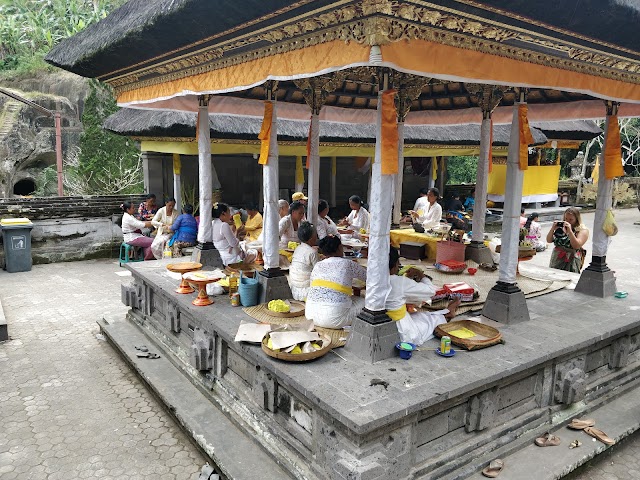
466, 84, 510, 118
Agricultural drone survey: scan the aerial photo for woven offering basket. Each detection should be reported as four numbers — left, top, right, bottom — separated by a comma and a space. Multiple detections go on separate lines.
314, 326, 350, 348
262, 335, 332, 362
434, 320, 502, 350
259, 300, 306, 318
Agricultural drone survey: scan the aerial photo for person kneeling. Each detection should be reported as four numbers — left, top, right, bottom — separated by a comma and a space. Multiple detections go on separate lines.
387, 247, 460, 346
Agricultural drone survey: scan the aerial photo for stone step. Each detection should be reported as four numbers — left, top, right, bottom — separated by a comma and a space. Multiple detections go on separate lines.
465, 383, 640, 480
0, 101, 21, 138
97, 314, 295, 480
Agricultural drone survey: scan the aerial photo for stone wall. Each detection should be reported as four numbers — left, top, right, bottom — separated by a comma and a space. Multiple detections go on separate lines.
0, 194, 145, 266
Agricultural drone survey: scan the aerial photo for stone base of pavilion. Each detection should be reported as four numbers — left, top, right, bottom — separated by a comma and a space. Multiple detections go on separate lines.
109, 260, 640, 480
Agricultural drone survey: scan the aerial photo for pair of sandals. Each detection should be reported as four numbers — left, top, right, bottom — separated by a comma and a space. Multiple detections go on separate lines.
135, 345, 161, 359
481, 418, 615, 477
567, 418, 615, 446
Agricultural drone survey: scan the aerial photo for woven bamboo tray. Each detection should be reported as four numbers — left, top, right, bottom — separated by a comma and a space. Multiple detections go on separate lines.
262, 335, 332, 362
434, 320, 502, 350
315, 326, 349, 348
259, 300, 306, 318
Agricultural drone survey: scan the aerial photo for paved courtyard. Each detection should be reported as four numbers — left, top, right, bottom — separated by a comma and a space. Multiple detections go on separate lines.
0, 207, 638, 479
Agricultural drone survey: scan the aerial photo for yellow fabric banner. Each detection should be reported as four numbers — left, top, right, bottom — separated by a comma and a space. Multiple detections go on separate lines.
258, 101, 273, 165
295, 156, 304, 186
381, 89, 399, 175
518, 104, 534, 170
604, 115, 625, 179
591, 155, 600, 184
489, 118, 494, 173
488, 164, 561, 196
432, 157, 438, 181
172, 153, 181, 174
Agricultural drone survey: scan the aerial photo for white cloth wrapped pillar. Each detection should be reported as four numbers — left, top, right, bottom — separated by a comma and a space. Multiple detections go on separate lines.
497, 105, 523, 285
295, 156, 304, 194
471, 118, 491, 243
307, 113, 320, 226
197, 97, 212, 244
392, 122, 405, 225
330, 156, 337, 207
262, 102, 280, 270
364, 94, 393, 313
172, 153, 182, 213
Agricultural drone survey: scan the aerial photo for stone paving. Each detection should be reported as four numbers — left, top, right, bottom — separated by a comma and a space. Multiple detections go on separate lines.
0, 208, 638, 480
0, 259, 205, 480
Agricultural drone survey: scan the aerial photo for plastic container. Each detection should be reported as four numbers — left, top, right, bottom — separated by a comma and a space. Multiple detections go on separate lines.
436, 240, 466, 265
238, 272, 260, 307
1, 218, 33, 273
396, 342, 417, 360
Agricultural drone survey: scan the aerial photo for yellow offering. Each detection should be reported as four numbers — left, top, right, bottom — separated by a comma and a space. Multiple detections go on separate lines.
268, 299, 290, 313
359, 228, 367, 234
287, 241, 299, 250
233, 213, 242, 228
448, 327, 477, 339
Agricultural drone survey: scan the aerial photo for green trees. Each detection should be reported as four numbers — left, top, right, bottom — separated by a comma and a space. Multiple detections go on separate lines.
0, 0, 125, 73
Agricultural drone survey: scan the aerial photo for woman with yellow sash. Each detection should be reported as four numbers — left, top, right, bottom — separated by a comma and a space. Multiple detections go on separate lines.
387, 247, 460, 346
305, 235, 366, 329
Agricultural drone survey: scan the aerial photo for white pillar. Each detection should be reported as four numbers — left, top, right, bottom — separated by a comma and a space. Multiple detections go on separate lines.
172, 154, 182, 213
262, 102, 280, 270
428, 157, 436, 188
330, 156, 337, 207
295, 156, 304, 194
364, 92, 393, 312
392, 122, 405, 225
197, 97, 212, 244
498, 104, 525, 284
471, 117, 491, 243
592, 115, 615, 258
307, 113, 320, 226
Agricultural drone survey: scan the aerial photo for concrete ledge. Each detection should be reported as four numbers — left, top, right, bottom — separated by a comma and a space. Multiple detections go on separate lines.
97, 314, 293, 480
0, 296, 7, 342
467, 380, 640, 480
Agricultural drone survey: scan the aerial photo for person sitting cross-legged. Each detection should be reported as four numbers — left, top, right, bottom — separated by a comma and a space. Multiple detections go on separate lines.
386, 246, 461, 346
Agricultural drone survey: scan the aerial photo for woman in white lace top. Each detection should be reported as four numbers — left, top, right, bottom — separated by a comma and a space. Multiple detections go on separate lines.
341, 195, 369, 233
212, 203, 243, 266
288, 221, 319, 301
411, 187, 443, 230
305, 235, 367, 328
316, 199, 339, 240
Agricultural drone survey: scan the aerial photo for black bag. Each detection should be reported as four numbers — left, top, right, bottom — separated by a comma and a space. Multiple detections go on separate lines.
412, 223, 425, 233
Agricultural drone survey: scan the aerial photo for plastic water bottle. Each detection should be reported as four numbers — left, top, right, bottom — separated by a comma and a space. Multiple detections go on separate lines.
163, 243, 172, 258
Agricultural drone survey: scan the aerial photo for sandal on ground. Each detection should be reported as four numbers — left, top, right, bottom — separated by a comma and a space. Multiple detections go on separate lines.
535, 432, 561, 447
134, 345, 149, 352
482, 459, 504, 478
567, 418, 595, 430
583, 427, 615, 445
136, 352, 161, 359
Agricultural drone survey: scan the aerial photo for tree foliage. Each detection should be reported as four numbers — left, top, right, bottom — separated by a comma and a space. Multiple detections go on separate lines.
0, 0, 126, 73
446, 156, 478, 184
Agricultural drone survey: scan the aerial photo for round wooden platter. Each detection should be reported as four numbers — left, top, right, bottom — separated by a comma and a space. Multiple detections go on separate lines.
166, 262, 202, 273
259, 300, 306, 318
262, 335, 332, 362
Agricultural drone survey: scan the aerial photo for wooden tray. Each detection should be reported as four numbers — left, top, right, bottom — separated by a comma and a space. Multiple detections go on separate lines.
434, 320, 502, 350
166, 262, 202, 273
260, 300, 306, 318
262, 335, 332, 362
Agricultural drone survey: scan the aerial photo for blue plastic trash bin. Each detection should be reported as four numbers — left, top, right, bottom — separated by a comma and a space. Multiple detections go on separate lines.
1, 218, 34, 273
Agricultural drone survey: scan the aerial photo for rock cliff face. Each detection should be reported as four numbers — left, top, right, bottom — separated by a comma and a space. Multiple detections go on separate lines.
0, 71, 89, 198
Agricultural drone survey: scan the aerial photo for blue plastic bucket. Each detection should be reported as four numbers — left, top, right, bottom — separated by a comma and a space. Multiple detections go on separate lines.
238, 272, 260, 307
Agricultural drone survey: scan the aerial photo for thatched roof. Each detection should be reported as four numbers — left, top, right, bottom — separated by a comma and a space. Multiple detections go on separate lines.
46, 0, 640, 80
101, 108, 604, 146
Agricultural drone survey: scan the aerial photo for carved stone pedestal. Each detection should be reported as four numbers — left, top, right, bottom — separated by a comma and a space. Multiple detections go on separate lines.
345, 310, 400, 363
191, 242, 223, 269
575, 256, 617, 298
482, 282, 530, 324
465, 241, 493, 265
257, 268, 292, 304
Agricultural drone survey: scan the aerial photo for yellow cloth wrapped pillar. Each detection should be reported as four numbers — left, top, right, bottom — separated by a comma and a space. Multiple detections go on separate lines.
518, 104, 534, 170
381, 89, 399, 175
604, 114, 625, 179
258, 101, 273, 165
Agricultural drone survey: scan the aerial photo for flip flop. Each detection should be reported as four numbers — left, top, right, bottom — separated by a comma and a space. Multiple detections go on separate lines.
583, 427, 615, 445
136, 352, 161, 359
567, 418, 595, 430
134, 345, 149, 352
482, 459, 504, 478
535, 432, 561, 447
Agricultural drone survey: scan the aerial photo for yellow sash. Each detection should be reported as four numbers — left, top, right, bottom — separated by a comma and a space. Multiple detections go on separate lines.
387, 305, 407, 321
311, 279, 353, 295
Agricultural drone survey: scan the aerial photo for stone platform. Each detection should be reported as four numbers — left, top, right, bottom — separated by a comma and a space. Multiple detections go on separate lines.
115, 259, 640, 480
